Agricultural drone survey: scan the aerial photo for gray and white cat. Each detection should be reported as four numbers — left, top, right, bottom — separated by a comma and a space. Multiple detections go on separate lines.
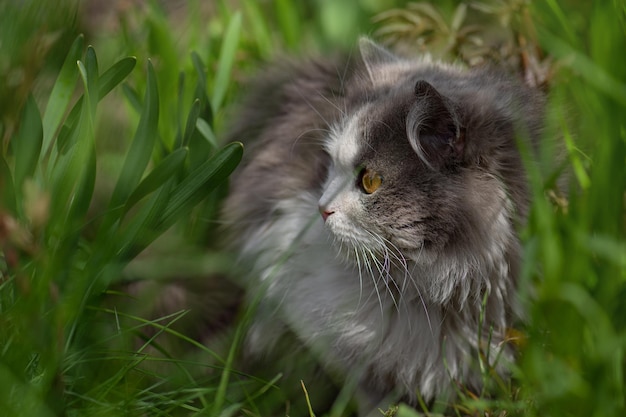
222, 38, 544, 411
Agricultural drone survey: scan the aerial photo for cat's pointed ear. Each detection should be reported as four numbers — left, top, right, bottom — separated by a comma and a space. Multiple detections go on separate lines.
407, 80, 465, 170
359, 37, 399, 81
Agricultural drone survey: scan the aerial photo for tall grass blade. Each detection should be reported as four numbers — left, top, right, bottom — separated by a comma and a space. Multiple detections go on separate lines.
191, 51, 212, 125
195, 118, 218, 150
47, 56, 98, 234
124, 147, 188, 214
0, 156, 16, 214
12, 95, 43, 196
0, 364, 55, 417
182, 99, 201, 147
211, 12, 242, 112
243, 0, 273, 58
122, 83, 143, 114
155, 141, 243, 231
275, 0, 300, 49
41, 34, 84, 160
65, 50, 98, 222
98, 56, 137, 99
108, 60, 160, 217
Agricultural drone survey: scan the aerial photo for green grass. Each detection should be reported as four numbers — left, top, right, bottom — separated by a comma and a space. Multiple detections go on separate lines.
1, 0, 625, 416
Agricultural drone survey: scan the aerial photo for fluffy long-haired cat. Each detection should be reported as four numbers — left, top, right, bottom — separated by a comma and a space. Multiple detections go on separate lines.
222, 38, 544, 412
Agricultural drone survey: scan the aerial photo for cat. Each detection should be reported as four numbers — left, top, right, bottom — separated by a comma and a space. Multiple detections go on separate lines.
221, 38, 544, 413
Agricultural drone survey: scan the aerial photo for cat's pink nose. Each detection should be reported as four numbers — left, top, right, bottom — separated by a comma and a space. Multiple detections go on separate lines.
319, 206, 334, 222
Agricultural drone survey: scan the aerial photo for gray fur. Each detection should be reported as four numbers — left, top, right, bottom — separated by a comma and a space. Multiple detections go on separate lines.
222, 38, 544, 410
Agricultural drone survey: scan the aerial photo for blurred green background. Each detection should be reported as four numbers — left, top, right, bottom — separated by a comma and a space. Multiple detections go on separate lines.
1, 0, 624, 416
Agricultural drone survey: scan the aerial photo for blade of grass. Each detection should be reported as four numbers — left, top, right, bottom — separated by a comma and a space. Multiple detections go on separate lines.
47, 53, 98, 235
191, 51, 212, 125
0, 155, 16, 214
106, 60, 160, 224
98, 56, 137, 99
210, 302, 245, 417
275, 0, 300, 50
188, 117, 217, 171
301, 380, 317, 417
195, 118, 218, 150
538, 28, 626, 107
123, 147, 188, 214
122, 83, 143, 114
182, 99, 201, 147
12, 94, 43, 197
155, 141, 243, 231
61, 50, 98, 224
243, 0, 274, 59
0, 364, 55, 417
41, 34, 84, 161
211, 12, 242, 112
91, 307, 226, 364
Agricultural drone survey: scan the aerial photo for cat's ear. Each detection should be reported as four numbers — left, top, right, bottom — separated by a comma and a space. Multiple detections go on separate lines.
407, 80, 465, 170
359, 37, 399, 81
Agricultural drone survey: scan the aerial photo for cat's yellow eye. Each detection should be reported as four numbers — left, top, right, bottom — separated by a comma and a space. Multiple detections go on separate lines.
360, 168, 382, 194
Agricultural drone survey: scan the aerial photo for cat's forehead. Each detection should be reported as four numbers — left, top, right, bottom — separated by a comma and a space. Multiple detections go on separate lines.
324, 105, 371, 168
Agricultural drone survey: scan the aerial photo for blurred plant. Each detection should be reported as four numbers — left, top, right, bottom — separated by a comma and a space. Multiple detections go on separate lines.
374, 3, 485, 61
0, 18, 243, 416
374, 0, 553, 88
0, 0, 79, 146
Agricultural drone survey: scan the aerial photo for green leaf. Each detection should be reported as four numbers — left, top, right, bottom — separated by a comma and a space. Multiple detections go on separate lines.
54, 107, 79, 157
64, 54, 97, 222
82, 46, 100, 118
98, 56, 137, 99
211, 12, 242, 112
12, 95, 43, 191
182, 99, 201, 147
188, 118, 214, 171
41, 34, 84, 160
109, 60, 160, 212
47, 56, 98, 239
156, 141, 243, 231
124, 147, 188, 213
175, 71, 186, 147
195, 117, 218, 149
243, 0, 273, 59
116, 178, 175, 262
0, 155, 16, 215
191, 51, 212, 125
0, 364, 55, 417
275, 0, 300, 49
122, 83, 142, 114
67, 148, 96, 223
450, 3, 467, 33
539, 28, 626, 107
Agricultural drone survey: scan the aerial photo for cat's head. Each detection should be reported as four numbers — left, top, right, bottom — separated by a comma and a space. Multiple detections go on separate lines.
318, 39, 543, 297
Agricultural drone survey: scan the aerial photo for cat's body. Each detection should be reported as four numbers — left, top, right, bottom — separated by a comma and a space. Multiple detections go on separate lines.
222, 39, 544, 411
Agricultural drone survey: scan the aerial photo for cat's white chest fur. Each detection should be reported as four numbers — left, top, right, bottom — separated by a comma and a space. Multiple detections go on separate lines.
241, 190, 477, 403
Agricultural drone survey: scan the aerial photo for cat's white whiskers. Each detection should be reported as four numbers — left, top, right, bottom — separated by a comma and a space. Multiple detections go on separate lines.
365, 244, 400, 314
360, 229, 433, 334
362, 244, 386, 320
353, 244, 365, 307
290, 127, 332, 155
316, 91, 345, 118
294, 87, 340, 130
